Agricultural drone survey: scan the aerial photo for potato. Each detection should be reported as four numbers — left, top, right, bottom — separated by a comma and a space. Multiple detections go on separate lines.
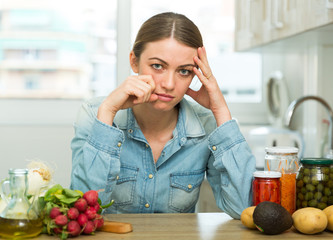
323, 205, 333, 231
292, 207, 328, 234
241, 206, 256, 229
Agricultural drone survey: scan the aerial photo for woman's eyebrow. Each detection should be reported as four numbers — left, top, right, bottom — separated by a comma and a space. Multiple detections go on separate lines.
148, 57, 168, 66
178, 64, 196, 68
148, 57, 196, 68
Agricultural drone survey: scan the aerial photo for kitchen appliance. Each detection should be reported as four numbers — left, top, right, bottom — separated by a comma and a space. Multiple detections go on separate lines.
247, 71, 304, 169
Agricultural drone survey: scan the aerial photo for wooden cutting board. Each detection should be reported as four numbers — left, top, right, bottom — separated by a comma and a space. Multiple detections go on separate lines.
99, 221, 133, 234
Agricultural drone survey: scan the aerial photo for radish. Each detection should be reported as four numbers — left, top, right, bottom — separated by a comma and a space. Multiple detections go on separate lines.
83, 221, 95, 235
67, 207, 79, 220
55, 214, 68, 226
83, 190, 99, 206
53, 227, 63, 234
74, 198, 88, 212
85, 206, 97, 220
93, 214, 104, 229
93, 203, 100, 212
67, 220, 81, 237
49, 207, 61, 219
77, 213, 88, 227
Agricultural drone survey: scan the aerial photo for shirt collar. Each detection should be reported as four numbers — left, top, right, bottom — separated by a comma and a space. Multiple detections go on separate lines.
113, 98, 206, 140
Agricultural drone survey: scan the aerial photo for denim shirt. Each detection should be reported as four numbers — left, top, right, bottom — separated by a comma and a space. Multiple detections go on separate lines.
70, 97, 256, 219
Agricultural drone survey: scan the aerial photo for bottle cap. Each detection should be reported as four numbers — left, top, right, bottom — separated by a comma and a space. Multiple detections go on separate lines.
253, 171, 281, 178
265, 146, 298, 154
301, 158, 333, 165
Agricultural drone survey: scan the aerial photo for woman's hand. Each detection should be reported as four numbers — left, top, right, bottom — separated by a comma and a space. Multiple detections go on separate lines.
97, 75, 158, 125
186, 46, 232, 126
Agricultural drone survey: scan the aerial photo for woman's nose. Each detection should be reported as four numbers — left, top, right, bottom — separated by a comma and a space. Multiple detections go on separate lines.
161, 73, 176, 90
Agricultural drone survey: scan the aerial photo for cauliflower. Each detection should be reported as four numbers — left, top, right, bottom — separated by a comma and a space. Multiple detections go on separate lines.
27, 160, 53, 195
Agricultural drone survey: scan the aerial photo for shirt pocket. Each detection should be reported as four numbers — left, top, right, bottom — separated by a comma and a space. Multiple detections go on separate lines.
169, 169, 205, 213
110, 164, 139, 206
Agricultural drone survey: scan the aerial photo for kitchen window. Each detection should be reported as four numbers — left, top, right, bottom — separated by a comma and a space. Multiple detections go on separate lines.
0, 0, 117, 99
0, 0, 267, 125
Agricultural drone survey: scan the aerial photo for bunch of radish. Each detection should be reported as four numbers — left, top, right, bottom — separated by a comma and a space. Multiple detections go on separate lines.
40, 185, 113, 239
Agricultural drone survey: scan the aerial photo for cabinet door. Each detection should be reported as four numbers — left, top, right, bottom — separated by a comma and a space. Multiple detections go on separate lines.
304, 0, 333, 30
266, 0, 305, 42
235, 0, 264, 51
235, 0, 333, 51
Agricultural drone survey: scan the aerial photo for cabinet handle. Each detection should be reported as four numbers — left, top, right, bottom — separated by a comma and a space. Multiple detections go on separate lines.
327, 0, 333, 9
246, 0, 254, 38
271, 0, 284, 29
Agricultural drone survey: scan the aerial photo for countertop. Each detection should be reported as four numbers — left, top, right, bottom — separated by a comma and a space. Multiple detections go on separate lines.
35, 212, 332, 240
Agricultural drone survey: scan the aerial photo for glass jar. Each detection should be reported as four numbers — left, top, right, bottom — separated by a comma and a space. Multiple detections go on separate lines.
264, 146, 299, 214
252, 171, 281, 206
0, 169, 43, 239
296, 158, 333, 210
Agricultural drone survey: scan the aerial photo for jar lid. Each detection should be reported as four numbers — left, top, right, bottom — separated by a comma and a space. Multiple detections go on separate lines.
301, 158, 333, 165
253, 171, 281, 178
265, 146, 298, 154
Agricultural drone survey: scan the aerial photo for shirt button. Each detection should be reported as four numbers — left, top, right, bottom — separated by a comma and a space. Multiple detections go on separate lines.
188, 184, 192, 189
128, 129, 133, 133
148, 174, 153, 179
212, 146, 217, 151
145, 144, 149, 148
116, 176, 119, 180
117, 142, 122, 147
145, 203, 150, 208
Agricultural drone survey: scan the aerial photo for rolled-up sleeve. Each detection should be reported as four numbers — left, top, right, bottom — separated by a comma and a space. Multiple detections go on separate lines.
206, 119, 256, 219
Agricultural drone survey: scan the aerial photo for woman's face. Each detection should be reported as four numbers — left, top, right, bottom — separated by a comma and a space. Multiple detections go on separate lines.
130, 38, 198, 111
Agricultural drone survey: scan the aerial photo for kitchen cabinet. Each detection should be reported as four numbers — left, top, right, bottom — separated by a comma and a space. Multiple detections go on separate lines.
235, 0, 264, 51
235, 0, 333, 51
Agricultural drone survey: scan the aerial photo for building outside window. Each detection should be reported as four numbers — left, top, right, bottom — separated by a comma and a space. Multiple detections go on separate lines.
0, 0, 265, 124
0, 0, 117, 99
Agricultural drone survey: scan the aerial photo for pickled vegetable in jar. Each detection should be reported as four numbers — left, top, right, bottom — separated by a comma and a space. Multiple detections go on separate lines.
296, 158, 333, 210
264, 147, 299, 214
252, 171, 281, 206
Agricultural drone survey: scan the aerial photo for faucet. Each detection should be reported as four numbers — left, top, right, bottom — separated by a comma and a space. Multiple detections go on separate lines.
284, 95, 333, 158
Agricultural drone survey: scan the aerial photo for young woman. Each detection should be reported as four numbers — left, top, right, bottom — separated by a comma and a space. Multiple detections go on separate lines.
70, 12, 256, 219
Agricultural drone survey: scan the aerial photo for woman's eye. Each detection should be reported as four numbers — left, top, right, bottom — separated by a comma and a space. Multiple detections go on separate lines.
179, 69, 191, 76
152, 64, 162, 70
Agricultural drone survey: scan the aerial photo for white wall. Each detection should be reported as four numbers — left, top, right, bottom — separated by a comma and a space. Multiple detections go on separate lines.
0, 99, 83, 187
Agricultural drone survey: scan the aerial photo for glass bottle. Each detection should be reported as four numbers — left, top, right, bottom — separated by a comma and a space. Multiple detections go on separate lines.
252, 171, 281, 205
264, 146, 299, 214
0, 168, 43, 239
296, 158, 333, 210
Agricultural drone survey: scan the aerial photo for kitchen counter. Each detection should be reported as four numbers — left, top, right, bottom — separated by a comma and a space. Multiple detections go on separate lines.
35, 212, 332, 240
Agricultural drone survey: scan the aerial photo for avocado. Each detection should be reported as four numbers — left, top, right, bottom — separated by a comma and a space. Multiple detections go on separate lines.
253, 201, 293, 235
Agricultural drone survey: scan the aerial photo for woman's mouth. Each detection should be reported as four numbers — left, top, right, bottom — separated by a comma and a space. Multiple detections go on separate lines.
156, 93, 175, 102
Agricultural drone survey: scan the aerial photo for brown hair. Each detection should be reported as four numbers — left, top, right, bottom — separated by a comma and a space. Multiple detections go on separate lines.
132, 12, 203, 59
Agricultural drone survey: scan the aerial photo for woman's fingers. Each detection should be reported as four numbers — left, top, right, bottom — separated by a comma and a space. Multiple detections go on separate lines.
193, 65, 208, 85
128, 75, 156, 104
194, 47, 213, 80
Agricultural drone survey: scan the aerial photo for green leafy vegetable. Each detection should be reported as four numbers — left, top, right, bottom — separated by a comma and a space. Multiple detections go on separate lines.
39, 184, 114, 240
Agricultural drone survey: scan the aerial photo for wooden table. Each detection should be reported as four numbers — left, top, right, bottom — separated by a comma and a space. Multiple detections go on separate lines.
36, 212, 332, 240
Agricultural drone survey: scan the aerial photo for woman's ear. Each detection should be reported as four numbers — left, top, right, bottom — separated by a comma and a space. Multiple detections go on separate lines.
129, 51, 139, 73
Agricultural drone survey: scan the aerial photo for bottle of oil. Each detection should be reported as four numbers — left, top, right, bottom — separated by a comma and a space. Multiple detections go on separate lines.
0, 169, 43, 239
